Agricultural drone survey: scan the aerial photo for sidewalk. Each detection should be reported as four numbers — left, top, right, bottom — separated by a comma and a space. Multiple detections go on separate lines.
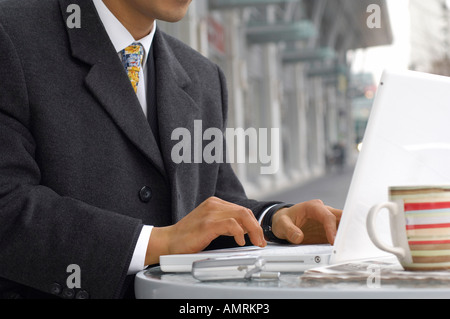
263, 165, 355, 210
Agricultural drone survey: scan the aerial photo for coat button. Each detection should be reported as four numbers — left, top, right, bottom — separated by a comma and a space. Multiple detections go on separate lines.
139, 186, 152, 203
3, 291, 23, 299
61, 287, 75, 299
75, 290, 90, 299
50, 283, 62, 296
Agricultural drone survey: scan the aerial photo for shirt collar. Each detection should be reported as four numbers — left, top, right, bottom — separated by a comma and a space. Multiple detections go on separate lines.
92, 0, 156, 66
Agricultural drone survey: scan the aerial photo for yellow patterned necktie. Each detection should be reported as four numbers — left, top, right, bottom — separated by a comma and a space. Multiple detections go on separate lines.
121, 43, 144, 94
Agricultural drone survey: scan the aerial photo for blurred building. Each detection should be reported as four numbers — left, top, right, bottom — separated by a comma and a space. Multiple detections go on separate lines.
348, 72, 378, 148
410, 0, 450, 76
158, 0, 393, 199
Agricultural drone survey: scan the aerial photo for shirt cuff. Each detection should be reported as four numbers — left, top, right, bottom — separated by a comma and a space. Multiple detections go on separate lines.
127, 225, 153, 275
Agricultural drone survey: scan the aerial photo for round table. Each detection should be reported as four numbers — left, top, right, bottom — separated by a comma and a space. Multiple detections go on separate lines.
135, 266, 450, 299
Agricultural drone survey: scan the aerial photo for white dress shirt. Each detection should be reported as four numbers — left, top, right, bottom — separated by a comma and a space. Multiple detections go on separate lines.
93, 0, 155, 117
93, 0, 155, 275
93, 0, 276, 276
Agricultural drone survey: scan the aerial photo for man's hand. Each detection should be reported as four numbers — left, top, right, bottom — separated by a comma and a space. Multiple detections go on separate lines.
145, 197, 267, 266
271, 200, 342, 245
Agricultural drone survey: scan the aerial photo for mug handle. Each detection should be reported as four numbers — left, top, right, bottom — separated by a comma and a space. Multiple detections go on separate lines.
366, 202, 406, 259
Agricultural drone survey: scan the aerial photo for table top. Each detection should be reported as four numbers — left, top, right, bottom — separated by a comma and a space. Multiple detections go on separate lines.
135, 266, 450, 299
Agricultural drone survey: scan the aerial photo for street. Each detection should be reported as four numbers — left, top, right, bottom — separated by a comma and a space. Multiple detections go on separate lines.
264, 165, 355, 210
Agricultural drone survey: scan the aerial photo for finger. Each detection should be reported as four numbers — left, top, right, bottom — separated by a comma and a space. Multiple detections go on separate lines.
275, 215, 305, 244
240, 208, 266, 247
203, 197, 266, 247
325, 206, 343, 219
217, 206, 266, 247
212, 218, 247, 246
235, 208, 267, 247
305, 203, 338, 244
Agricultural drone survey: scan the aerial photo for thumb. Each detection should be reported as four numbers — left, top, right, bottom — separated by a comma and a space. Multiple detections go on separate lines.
276, 217, 304, 244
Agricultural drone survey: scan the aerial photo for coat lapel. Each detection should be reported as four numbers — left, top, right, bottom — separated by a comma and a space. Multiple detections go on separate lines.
152, 30, 202, 221
58, 0, 166, 176
152, 30, 201, 175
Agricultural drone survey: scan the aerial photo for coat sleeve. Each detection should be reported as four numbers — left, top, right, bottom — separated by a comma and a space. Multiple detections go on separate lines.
213, 65, 284, 220
0, 23, 142, 299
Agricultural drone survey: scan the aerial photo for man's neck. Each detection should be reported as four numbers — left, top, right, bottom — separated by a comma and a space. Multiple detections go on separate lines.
102, 0, 154, 40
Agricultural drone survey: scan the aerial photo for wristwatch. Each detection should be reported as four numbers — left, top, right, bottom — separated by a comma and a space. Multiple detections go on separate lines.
261, 204, 294, 244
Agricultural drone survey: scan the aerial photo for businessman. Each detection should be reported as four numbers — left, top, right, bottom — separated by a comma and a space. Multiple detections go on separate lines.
0, 0, 341, 299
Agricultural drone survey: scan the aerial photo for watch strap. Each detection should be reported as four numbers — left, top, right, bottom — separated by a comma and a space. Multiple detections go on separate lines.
261, 204, 294, 244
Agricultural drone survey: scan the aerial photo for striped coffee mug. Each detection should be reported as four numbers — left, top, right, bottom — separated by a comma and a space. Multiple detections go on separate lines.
367, 186, 450, 271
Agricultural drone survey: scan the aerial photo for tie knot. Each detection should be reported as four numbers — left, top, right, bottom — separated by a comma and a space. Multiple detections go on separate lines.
121, 42, 144, 70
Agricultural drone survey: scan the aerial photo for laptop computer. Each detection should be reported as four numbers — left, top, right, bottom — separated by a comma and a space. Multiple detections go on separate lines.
159, 69, 450, 273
